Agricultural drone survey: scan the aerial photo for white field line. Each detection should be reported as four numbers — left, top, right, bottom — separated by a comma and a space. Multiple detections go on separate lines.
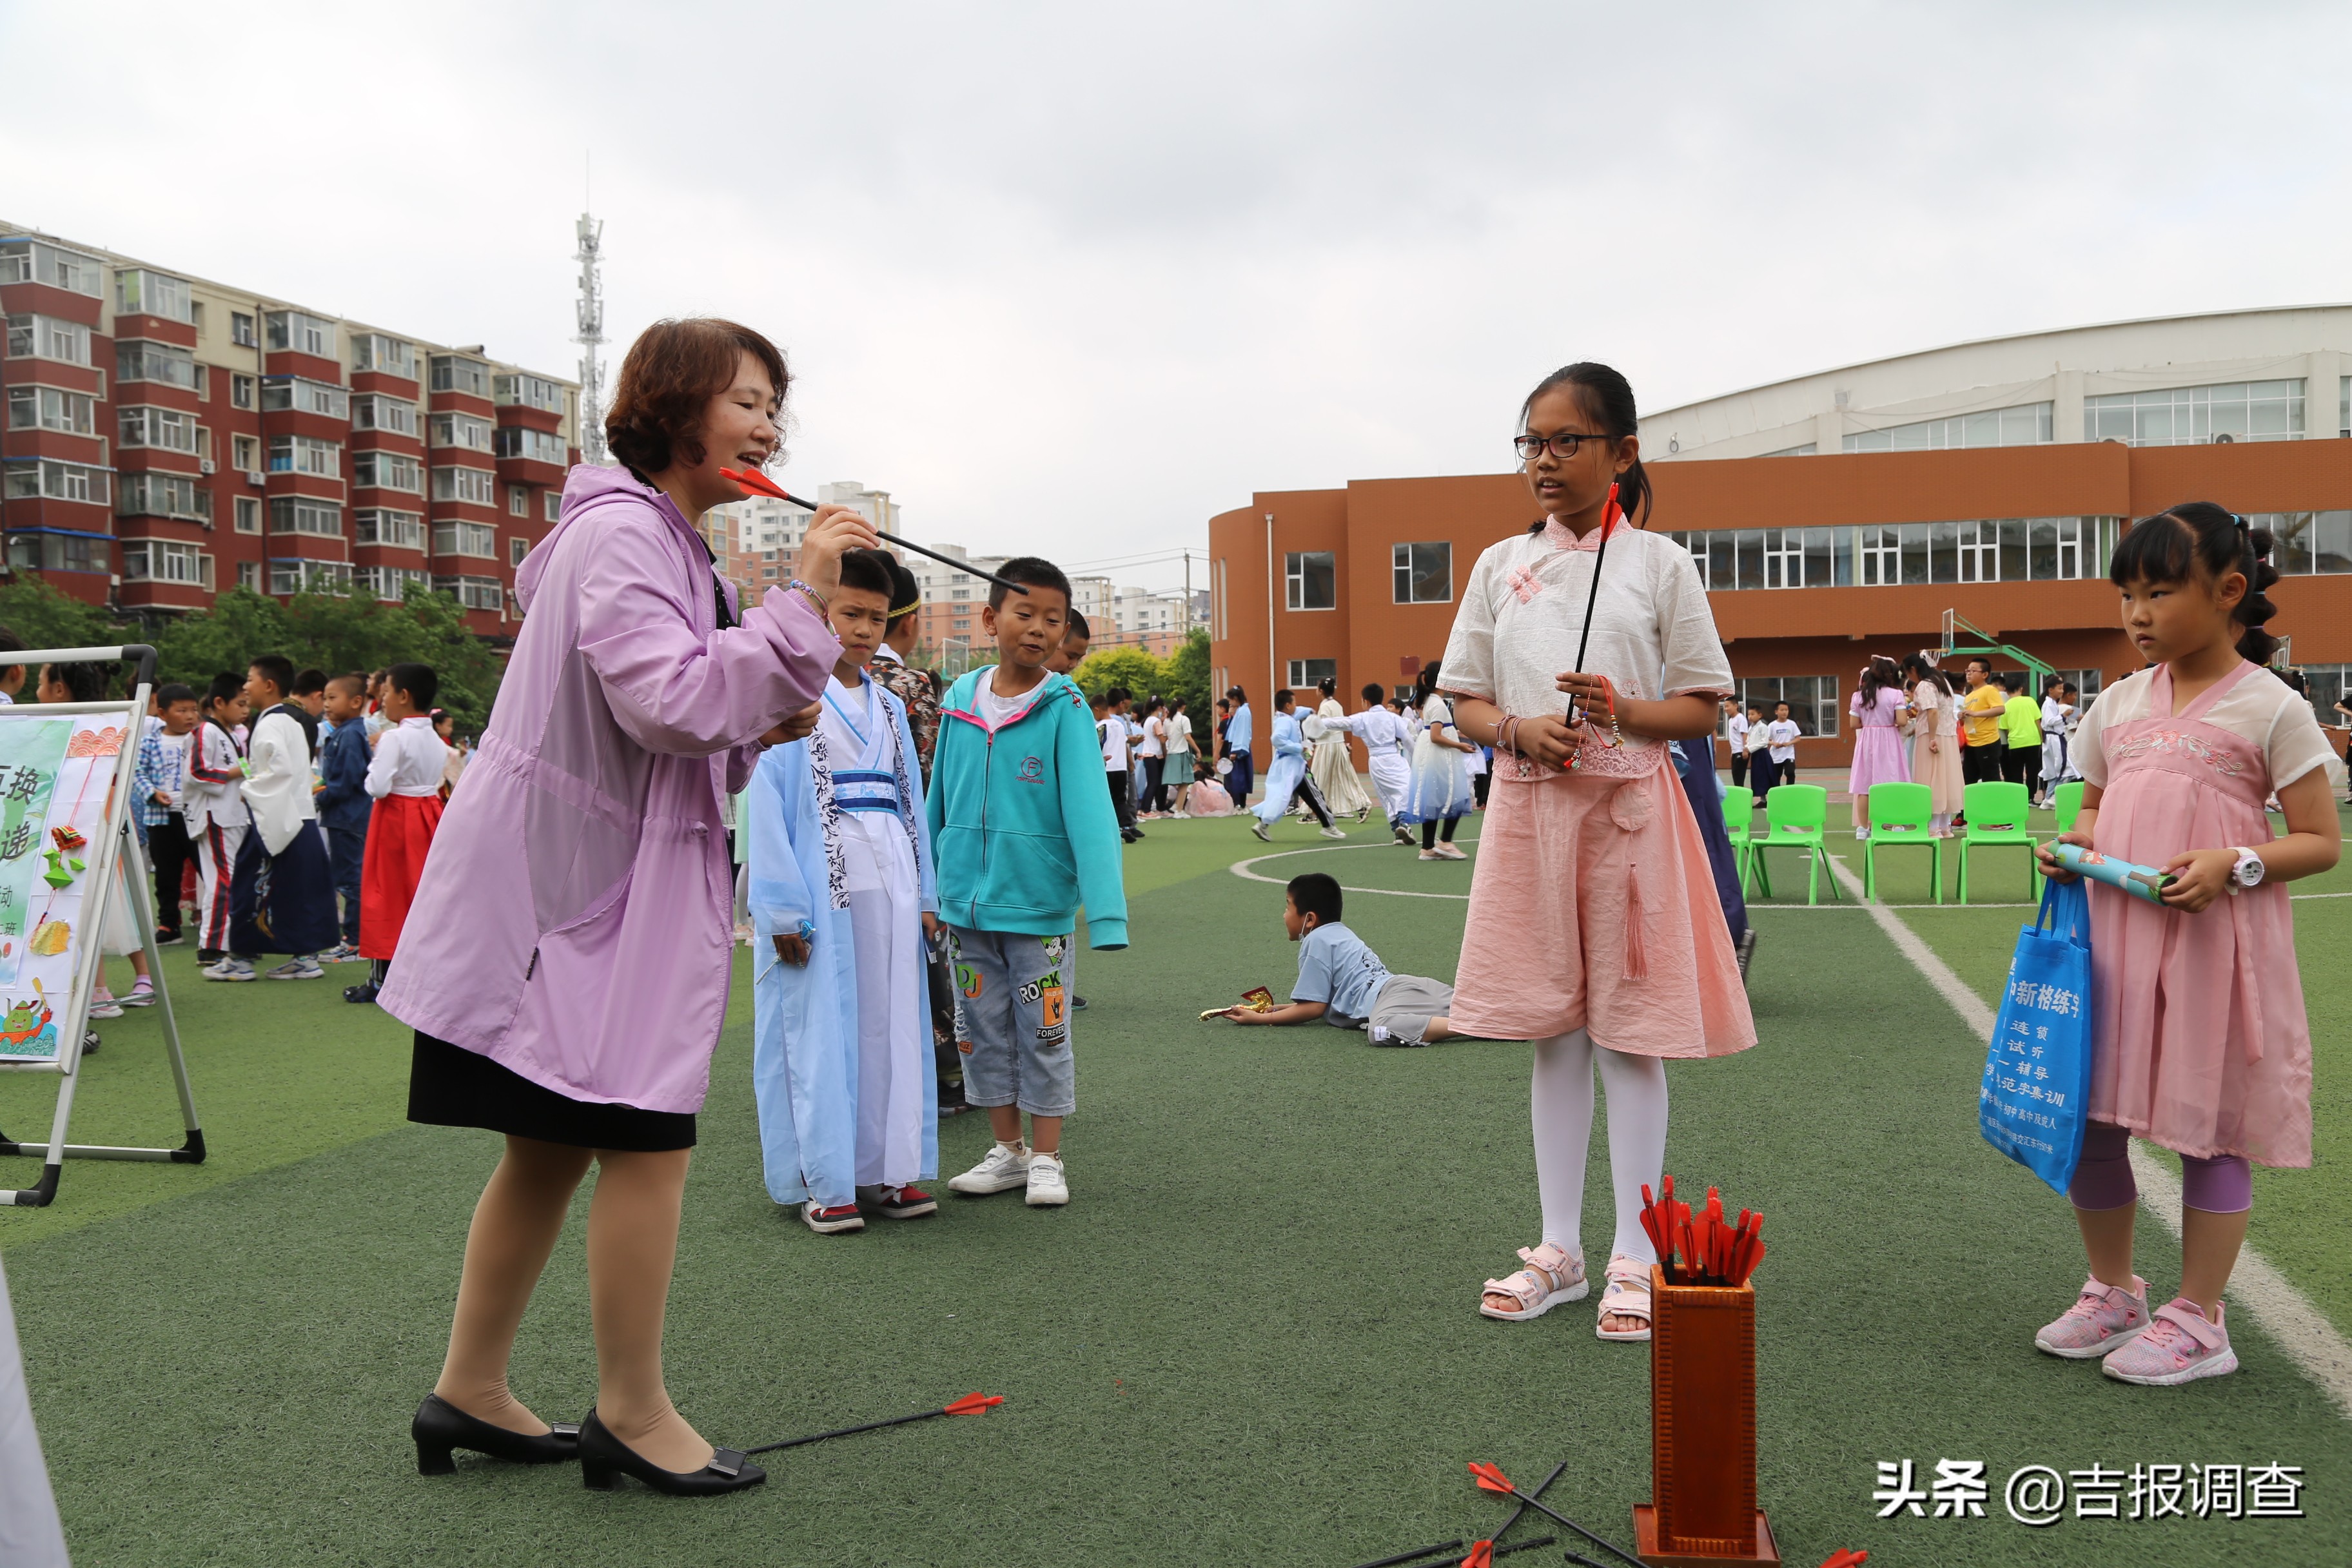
1820, 852, 2352, 1418
1229, 843, 1472, 900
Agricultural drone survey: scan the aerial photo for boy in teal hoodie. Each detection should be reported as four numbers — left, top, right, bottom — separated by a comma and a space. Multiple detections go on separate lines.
928, 556, 1127, 1208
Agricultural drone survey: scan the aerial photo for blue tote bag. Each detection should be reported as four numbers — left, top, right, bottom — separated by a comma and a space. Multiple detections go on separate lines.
1979, 878, 2093, 1195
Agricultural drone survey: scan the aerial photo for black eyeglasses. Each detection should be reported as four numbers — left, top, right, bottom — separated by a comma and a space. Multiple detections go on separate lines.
1513, 430, 1614, 461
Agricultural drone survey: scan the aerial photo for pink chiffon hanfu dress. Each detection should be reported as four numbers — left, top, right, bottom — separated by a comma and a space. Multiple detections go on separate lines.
1847, 683, 1911, 803
1439, 522, 1754, 1057
2077, 661, 2329, 1166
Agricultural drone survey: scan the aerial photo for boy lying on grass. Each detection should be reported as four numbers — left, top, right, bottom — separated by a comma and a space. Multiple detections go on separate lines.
1213, 872, 1458, 1045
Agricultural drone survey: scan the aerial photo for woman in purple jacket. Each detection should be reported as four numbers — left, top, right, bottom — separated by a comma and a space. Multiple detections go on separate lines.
389, 319, 877, 1495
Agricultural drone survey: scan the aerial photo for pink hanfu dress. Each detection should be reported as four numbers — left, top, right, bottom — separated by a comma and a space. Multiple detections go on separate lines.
2084, 662, 2311, 1166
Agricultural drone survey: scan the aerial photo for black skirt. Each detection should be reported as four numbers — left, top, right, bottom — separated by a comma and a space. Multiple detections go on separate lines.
407, 1033, 696, 1152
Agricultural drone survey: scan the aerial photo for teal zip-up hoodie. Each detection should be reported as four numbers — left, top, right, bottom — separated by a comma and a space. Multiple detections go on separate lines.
926, 667, 1129, 948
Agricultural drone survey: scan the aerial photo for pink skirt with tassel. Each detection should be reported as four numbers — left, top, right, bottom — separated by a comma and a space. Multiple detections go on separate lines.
1450, 754, 1756, 1057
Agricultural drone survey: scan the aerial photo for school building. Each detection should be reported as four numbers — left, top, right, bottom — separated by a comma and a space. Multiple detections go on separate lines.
1207, 307, 2352, 767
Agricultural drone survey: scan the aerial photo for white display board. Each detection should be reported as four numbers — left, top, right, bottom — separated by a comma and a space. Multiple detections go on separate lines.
0, 712, 131, 1063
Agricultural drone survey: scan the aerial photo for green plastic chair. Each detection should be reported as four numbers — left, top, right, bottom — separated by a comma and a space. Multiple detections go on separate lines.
2050, 779, 2084, 834
1958, 780, 2037, 904
1745, 784, 1839, 905
1863, 781, 1941, 904
1724, 784, 1756, 875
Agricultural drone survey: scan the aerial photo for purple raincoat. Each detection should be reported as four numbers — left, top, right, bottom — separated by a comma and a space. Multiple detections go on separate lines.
380, 465, 838, 1114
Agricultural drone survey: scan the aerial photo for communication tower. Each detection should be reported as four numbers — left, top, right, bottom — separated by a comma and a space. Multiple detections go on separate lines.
574, 211, 608, 465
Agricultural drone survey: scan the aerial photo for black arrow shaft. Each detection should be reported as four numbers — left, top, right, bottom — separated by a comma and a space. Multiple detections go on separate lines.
746, 1406, 941, 1456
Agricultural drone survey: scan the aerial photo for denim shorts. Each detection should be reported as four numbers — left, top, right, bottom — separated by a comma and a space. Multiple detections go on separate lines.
947, 925, 1076, 1117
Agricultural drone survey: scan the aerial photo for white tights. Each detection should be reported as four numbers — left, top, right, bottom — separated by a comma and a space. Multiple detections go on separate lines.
1930, 810, 1952, 836
1530, 1028, 1670, 1266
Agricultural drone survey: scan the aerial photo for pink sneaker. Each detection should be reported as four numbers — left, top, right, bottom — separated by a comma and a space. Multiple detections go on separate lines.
2102, 1298, 2238, 1386
2034, 1274, 2150, 1358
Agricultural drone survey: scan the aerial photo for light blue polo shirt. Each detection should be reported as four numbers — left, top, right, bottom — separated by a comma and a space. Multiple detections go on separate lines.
1291, 921, 1391, 1028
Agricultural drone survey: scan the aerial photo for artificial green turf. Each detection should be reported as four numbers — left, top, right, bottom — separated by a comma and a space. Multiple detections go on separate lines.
4, 810, 2347, 1566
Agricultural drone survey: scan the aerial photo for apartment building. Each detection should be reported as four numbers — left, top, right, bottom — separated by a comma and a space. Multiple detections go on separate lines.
1, 225, 578, 635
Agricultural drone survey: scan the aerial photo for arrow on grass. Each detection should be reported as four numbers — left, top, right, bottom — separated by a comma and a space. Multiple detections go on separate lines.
1458, 1458, 1568, 1567
745, 1391, 1003, 1456
1466, 1463, 1646, 1568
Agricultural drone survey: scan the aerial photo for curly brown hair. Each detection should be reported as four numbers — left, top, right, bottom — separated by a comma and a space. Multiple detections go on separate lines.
604, 318, 790, 476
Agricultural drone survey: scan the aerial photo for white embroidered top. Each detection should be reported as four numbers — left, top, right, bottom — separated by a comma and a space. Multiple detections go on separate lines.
2077, 665, 2338, 794
1439, 522, 1733, 778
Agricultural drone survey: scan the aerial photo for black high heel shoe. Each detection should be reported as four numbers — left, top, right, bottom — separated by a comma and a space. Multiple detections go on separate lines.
411, 1393, 581, 1475
576, 1409, 767, 1495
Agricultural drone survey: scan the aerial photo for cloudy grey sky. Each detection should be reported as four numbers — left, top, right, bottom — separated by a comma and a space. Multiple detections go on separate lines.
6, 1, 2347, 589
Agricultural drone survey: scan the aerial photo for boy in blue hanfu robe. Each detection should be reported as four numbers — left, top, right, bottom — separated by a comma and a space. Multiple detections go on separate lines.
750, 663, 940, 1233
1250, 689, 1342, 841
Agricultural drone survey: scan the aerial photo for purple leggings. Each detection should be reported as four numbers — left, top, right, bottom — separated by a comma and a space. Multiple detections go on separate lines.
2068, 1122, 2252, 1214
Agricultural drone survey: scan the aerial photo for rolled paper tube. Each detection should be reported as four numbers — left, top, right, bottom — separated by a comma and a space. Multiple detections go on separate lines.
2050, 842, 2175, 904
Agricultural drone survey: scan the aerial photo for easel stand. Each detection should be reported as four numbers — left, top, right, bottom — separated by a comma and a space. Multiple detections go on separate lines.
0, 644, 204, 1207
1634, 1266, 1778, 1565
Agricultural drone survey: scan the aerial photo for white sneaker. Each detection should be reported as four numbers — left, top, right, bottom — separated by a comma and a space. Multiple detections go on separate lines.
1318, 825, 1347, 839
88, 995, 124, 1019
1250, 821, 1271, 843
206, 958, 257, 982
948, 1141, 1032, 1195
1024, 1151, 1069, 1206
266, 956, 325, 980
1435, 843, 1468, 861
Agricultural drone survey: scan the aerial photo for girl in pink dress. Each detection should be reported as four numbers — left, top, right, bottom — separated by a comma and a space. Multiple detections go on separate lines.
1440, 363, 1756, 1343
2036, 504, 2340, 1386
1846, 655, 1911, 838
1902, 654, 1964, 835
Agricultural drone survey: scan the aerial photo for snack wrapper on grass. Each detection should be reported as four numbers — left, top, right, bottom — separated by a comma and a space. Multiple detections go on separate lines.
1200, 986, 1279, 1021
2050, 842, 2174, 904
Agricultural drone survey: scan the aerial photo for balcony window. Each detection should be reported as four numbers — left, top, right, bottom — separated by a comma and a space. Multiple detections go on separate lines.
493, 426, 567, 465
6, 314, 93, 366
433, 573, 504, 611
264, 310, 335, 358
351, 451, 420, 493
119, 404, 201, 454
268, 497, 343, 537
493, 373, 567, 413
428, 355, 490, 397
1391, 541, 1452, 604
260, 377, 349, 418
351, 394, 416, 435
2084, 380, 2304, 446
430, 466, 496, 507
6, 386, 96, 436
230, 311, 257, 348
1283, 551, 1335, 611
5, 529, 111, 573
118, 472, 211, 521
269, 558, 353, 596
432, 520, 497, 558
431, 411, 495, 451
122, 539, 212, 586
1843, 402, 2052, 453
355, 564, 432, 601
351, 333, 415, 378
113, 268, 193, 323
0, 239, 104, 295
353, 508, 425, 549
268, 435, 342, 478
117, 338, 198, 388
2, 459, 110, 505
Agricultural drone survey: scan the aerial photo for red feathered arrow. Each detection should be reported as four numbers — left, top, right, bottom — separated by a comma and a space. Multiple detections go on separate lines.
745, 1391, 1004, 1456
716, 467, 1030, 595
1468, 1464, 1646, 1568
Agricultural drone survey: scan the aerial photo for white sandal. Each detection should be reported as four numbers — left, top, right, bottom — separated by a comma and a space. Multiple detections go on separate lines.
1479, 1242, 1589, 1322
1596, 1254, 1654, 1342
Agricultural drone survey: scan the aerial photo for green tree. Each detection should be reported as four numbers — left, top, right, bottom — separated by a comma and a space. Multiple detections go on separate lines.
1071, 646, 1162, 703
0, 580, 128, 660
152, 587, 507, 730
1160, 627, 1211, 720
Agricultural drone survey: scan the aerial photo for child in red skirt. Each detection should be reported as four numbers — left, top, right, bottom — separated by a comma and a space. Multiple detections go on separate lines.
346, 663, 448, 1004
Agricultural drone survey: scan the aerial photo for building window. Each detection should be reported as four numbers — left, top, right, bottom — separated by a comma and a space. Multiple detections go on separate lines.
260, 377, 349, 418
355, 564, 432, 601
5, 386, 97, 436
226, 373, 255, 411
229, 311, 257, 348
267, 435, 341, 478
122, 538, 211, 586
0, 239, 104, 295
510, 536, 531, 567
430, 412, 495, 452
2257, 511, 2352, 576
1843, 402, 2052, 453
230, 435, 258, 472
427, 355, 491, 397
1286, 658, 1337, 691
1286, 550, 1336, 610
1734, 676, 1839, 739
351, 451, 421, 493
113, 268, 194, 323
432, 520, 497, 558
264, 310, 335, 358
348, 395, 415, 436
6, 530, 110, 573
354, 508, 425, 549
2084, 380, 2304, 446
117, 473, 211, 522
268, 498, 342, 537
236, 560, 260, 590
544, 490, 562, 523
1763, 442, 1817, 457
430, 466, 496, 506
234, 496, 261, 533
5, 314, 92, 366
1391, 541, 1451, 604
117, 338, 198, 388
432, 573, 504, 611
507, 485, 529, 516
492, 373, 567, 413
119, 404, 201, 454
1669, 519, 2110, 592
493, 426, 568, 466
269, 558, 353, 596
2, 460, 110, 505
350, 333, 415, 378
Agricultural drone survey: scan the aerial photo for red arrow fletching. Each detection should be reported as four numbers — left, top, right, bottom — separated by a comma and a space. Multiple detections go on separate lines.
1467, 1460, 1514, 1494
717, 465, 790, 500
943, 1392, 1003, 1416
1460, 1542, 1494, 1568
